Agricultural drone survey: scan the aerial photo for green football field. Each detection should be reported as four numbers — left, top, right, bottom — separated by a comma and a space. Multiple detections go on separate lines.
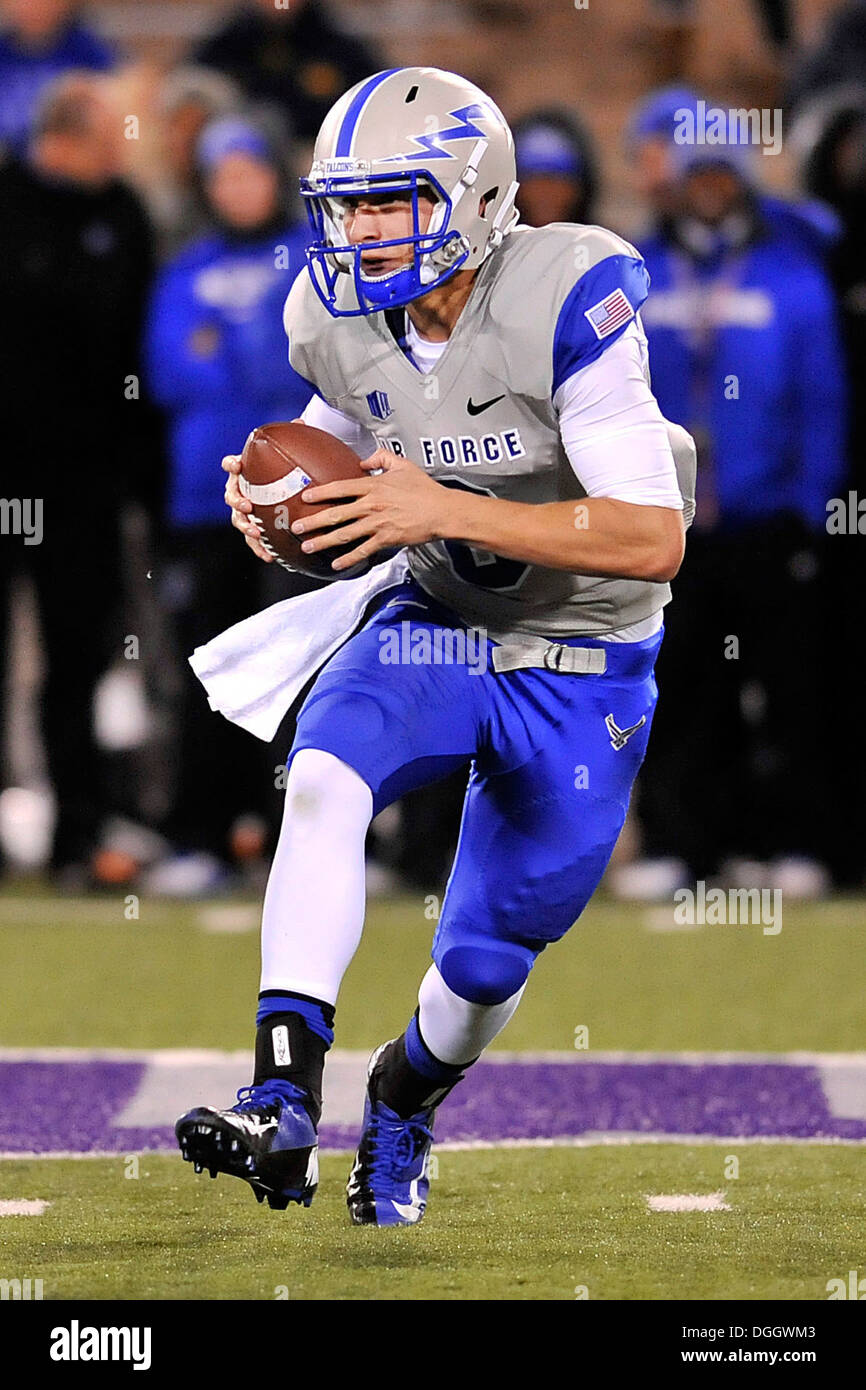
2, 1146, 863, 1302
1, 888, 865, 1301
1, 889, 864, 1051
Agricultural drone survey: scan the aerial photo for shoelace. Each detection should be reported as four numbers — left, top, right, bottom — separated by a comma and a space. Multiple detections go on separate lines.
367, 1112, 434, 1182
234, 1079, 306, 1113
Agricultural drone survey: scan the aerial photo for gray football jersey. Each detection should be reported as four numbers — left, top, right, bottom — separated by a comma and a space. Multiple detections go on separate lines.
283, 221, 695, 638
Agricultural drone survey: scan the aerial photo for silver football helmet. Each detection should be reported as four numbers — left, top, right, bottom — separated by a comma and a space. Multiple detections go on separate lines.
300, 66, 520, 316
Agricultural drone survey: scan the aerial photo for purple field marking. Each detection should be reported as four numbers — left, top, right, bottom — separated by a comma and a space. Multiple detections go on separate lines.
0, 1062, 147, 1154
436, 1062, 866, 1143
2, 1057, 866, 1153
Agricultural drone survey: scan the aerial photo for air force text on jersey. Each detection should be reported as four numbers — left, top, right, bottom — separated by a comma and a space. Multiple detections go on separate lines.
378, 428, 526, 468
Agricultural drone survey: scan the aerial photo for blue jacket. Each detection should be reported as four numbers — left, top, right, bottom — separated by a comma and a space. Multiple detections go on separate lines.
638, 223, 847, 531
0, 20, 115, 150
146, 224, 313, 527
760, 194, 841, 263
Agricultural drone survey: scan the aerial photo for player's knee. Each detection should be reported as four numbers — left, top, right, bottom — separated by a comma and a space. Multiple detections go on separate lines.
285, 748, 372, 825
298, 688, 390, 751
438, 943, 530, 1005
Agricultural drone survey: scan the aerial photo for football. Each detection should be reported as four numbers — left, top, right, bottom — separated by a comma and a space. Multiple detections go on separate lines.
238, 421, 369, 580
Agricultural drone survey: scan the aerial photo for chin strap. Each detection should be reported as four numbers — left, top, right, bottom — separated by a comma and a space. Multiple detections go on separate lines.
487, 182, 521, 254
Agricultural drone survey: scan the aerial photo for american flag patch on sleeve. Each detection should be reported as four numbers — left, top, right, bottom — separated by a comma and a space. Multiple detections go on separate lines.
584, 287, 634, 340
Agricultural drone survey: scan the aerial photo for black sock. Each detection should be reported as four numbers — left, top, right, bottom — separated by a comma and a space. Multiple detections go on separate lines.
254, 990, 335, 1127
372, 1017, 468, 1119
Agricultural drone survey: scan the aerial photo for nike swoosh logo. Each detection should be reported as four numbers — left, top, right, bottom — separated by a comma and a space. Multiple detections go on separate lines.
384, 599, 430, 612
391, 1176, 424, 1222
305, 1147, 319, 1187
467, 394, 506, 416
224, 1113, 275, 1137
391, 1201, 423, 1222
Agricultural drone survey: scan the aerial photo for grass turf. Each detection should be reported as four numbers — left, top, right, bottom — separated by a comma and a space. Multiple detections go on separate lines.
0, 892, 864, 1052
0, 1145, 861, 1301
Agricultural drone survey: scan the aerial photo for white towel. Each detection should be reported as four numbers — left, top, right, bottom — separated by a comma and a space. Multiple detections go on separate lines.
188, 550, 411, 741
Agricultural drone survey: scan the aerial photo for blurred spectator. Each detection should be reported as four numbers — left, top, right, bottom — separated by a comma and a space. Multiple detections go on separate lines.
194, 0, 383, 143
652, 0, 793, 51
628, 85, 706, 220
788, 0, 866, 114
794, 89, 866, 485
631, 118, 847, 894
646, 0, 793, 89
145, 112, 312, 888
627, 85, 839, 261
0, 73, 155, 881
149, 66, 243, 260
792, 87, 866, 885
512, 107, 598, 226
753, 0, 792, 51
0, 0, 114, 154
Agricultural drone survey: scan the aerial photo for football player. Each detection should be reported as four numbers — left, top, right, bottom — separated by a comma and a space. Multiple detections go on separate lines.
176, 66, 695, 1225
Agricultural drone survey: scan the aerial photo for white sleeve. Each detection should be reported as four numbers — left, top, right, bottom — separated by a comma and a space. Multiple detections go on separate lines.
299, 394, 378, 456
554, 321, 685, 510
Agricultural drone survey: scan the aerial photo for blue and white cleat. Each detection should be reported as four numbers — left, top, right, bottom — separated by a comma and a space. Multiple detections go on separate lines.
346, 1042, 437, 1227
176, 1079, 318, 1210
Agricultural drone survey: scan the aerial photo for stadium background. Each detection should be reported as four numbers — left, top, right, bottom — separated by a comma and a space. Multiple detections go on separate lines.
0, 0, 864, 1302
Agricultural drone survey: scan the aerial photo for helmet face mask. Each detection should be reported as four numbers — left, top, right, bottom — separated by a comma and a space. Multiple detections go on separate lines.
300, 68, 519, 318
301, 167, 470, 316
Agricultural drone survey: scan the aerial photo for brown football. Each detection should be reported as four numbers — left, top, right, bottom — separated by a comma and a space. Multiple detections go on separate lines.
239, 421, 369, 580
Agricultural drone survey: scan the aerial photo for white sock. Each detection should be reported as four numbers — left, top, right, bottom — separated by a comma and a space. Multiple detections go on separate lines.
417, 963, 525, 1066
260, 749, 372, 1005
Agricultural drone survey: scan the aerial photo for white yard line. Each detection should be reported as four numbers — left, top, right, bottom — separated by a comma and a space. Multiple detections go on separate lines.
646, 1193, 731, 1212
3, 1133, 866, 1161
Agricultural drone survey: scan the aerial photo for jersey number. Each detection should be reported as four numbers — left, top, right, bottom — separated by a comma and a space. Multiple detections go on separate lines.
438, 478, 530, 593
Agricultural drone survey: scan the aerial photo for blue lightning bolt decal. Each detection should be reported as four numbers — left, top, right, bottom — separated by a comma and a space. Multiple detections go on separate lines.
391, 104, 489, 161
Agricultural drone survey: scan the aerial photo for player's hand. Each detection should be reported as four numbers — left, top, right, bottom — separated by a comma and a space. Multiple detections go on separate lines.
289, 449, 456, 572
222, 422, 307, 563
222, 454, 273, 563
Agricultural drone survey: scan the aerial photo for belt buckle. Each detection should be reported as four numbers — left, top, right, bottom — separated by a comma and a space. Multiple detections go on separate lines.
543, 644, 566, 672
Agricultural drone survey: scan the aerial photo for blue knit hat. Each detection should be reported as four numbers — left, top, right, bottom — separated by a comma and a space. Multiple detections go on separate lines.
515, 122, 584, 179
197, 115, 273, 173
629, 86, 702, 145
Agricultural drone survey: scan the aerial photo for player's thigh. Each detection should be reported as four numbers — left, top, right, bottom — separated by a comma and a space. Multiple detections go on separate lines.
434, 647, 660, 983
290, 586, 485, 813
